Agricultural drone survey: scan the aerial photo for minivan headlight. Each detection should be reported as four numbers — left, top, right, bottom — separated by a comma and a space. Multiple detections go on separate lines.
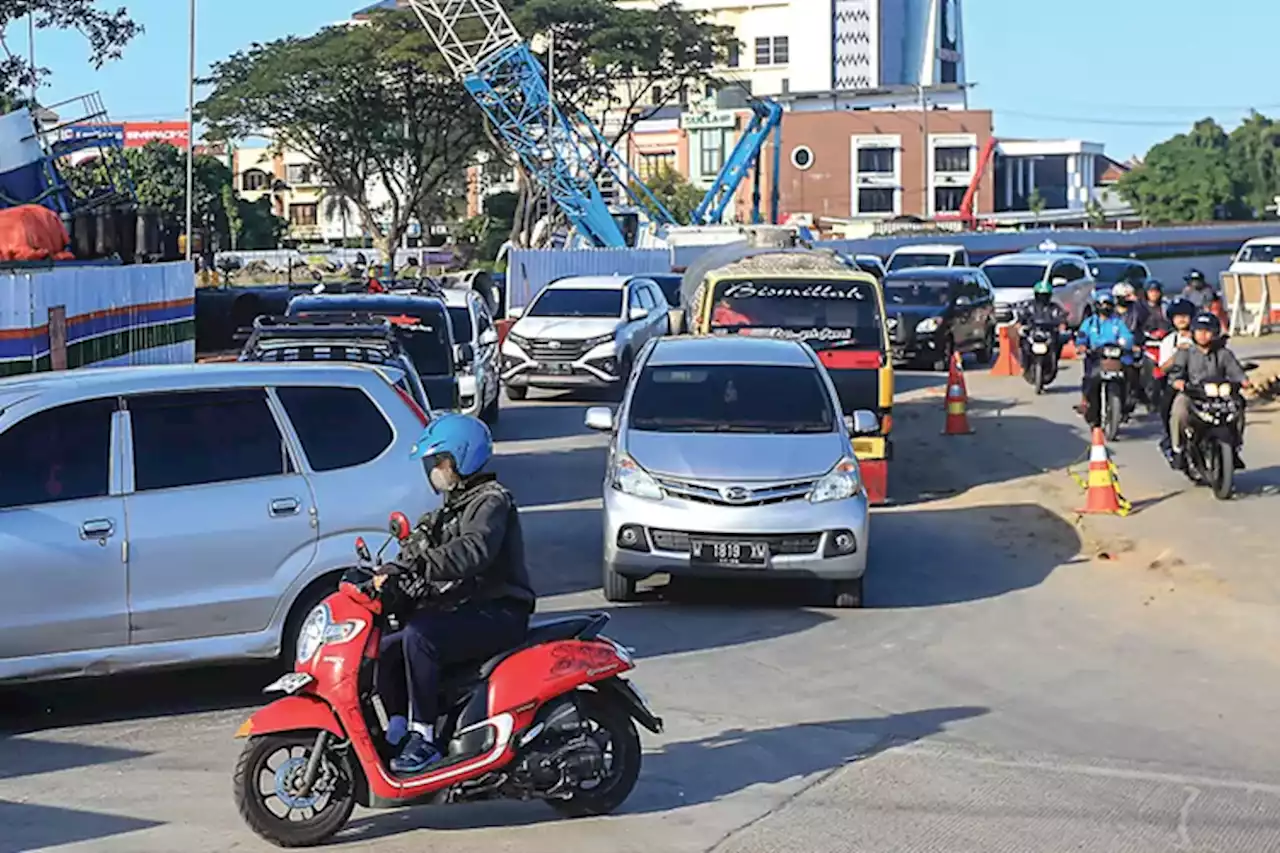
809, 457, 861, 503
295, 604, 329, 664
611, 453, 664, 501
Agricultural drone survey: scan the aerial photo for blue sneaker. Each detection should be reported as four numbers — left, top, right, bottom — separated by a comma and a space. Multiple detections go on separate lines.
390, 732, 443, 775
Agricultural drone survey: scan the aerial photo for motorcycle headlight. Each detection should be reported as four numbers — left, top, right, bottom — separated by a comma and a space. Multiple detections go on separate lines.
1203, 382, 1220, 398
295, 604, 329, 664
915, 317, 941, 334
611, 452, 664, 501
809, 457, 861, 504
1217, 382, 1232, 398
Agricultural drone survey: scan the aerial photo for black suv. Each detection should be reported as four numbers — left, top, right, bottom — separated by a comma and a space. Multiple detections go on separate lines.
882, 267, 998, 370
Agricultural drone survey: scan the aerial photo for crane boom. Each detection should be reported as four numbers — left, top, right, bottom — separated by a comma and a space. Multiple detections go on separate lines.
691, 99, 783, 226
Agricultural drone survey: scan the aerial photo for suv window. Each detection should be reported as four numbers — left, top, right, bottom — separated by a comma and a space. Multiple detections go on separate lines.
1053, 261, 1086, 283
277, 386, 392, 472
0, 399, 115, 509
637, 287, 656, 310
130, 389, 292, 491
628, 287, 644, 312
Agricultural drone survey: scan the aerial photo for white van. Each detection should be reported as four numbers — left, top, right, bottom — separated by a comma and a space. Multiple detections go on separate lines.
886, 244, 970, 272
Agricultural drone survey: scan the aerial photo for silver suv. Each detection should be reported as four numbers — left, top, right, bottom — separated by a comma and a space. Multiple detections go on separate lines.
0, 362, 436, 683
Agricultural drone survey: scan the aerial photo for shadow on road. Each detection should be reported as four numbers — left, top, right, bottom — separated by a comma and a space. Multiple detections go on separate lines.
491, 401, 600, 443
493, 445, 607, 509
335, 705, 986, 840
0, 736, 150, 781
0, 800, 162, 853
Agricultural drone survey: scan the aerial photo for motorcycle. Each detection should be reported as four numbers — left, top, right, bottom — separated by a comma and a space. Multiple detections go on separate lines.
232, 513, 662, 848
1180, 381, 1245, 500
1021, 322, 1061, 394
1095, 343, 1128, 441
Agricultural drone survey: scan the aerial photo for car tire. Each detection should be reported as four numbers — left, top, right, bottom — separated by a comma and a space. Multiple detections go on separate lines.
505, 384, 527, 401
831, 577, 864, 609
602, 564, 638, 602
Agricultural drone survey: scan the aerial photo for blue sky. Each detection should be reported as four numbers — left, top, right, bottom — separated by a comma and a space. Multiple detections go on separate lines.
11, 0, 1280, 160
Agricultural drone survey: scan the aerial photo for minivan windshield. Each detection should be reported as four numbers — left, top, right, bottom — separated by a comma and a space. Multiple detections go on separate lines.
982, 263, 1048, 289
629, 364, 835, 433
884, 279, 951, 306
527, 288, 621, 318
887, 252, 951, 271
707, 278, 881, 345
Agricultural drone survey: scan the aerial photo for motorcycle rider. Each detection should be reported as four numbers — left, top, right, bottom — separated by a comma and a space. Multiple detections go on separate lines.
1140, 279, 1172, 335
1013, 280, 1069, 362
1180, 269, 1218, 311
1153, 299, 1195, 461
1074, 292, 1136, 428
373, 413, 536, 774
1112, 283, 1147, 414
1166, 312, 1251, 471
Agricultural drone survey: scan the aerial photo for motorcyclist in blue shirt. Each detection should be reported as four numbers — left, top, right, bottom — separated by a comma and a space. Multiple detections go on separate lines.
1074, 291, 1135, 428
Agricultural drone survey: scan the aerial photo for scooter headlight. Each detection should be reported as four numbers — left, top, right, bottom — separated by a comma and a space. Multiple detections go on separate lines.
1217, 382, 1232, 398
295, 604, 329, 664
1203, 382, 1220, 398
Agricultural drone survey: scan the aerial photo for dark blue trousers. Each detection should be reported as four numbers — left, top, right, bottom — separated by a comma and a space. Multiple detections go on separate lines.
378, 599, 530, 729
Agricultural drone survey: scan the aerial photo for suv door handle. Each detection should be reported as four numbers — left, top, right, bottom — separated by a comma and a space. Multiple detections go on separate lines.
270, 498, 301, 517
81, 519, 114, 539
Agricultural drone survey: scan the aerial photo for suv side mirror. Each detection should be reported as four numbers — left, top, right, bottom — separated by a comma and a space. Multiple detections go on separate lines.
628, 306, 649, 321
454, 343, 475, 364
844, 409, 879, 435
584, 406, 615, 431
478, 327, 499, 346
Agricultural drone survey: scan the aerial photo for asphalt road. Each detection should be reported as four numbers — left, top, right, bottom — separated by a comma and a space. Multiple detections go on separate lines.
3, 371, 1280, 853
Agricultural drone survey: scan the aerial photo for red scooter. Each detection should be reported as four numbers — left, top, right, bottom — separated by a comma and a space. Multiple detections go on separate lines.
232, 512, 662, 847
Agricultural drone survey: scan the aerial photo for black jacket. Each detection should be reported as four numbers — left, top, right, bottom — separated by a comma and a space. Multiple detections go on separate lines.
394, 473, 536, 608
1015, 300, 1067, 327
1139, 300, 1171, 335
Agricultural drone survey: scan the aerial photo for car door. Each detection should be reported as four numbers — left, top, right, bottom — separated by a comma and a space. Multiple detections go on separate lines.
621, 284, 645, 356
636, 283, 663, 342
947, 278, 976, 346
122, 387, 318, 645
0, 398, 129, 665
473, 298, 501, 407
646, 283, 672, 337
973, 270, 997, 332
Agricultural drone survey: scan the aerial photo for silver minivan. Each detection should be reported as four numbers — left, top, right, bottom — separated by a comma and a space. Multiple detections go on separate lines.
0, 362, 436, 683
584, 335, 873, 608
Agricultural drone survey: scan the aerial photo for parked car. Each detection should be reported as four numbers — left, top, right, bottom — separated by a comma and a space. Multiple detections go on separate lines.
584, 335, 873, 608
886, 244, 970, 272
854, 254, 887, 281
438, 286, 502, 423
883, 267, 998, 369
286, 293, 463, 411
1023, 239, 1099, 259
502, 275, 670, 400
0, 362, 436, 683
240, 314, 433, 414
980, 251, 1097, 326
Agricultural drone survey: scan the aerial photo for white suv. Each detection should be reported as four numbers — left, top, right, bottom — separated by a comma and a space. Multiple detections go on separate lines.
0, 362, 436, 683
501, 275, 670, 399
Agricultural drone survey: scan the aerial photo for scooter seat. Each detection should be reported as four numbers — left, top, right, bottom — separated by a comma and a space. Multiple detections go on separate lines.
438, 613, 609, 685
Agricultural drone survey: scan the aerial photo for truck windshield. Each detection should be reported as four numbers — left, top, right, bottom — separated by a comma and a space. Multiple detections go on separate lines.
707, 278, 881, 345
629, 364, 834, 433
887, 252, 951, 271
982, 263, 1048, 289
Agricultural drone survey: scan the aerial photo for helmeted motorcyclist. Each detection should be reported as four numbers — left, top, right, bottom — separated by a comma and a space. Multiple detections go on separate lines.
1074, 292, 1136, 428
1139, 279, 1172, 336
1180, 269, 1218, 311
1166, 312, 1252, 471
1013, 280, 1069, 362
1111, 283, 1147, 414
374, 413, 536, 774
1154, 298, 1196, 462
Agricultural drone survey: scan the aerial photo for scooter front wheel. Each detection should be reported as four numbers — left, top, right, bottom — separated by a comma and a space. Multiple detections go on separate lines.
234, 732, 357, 848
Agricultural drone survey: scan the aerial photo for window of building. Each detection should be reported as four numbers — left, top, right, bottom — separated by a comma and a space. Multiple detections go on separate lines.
129, 390, 292, 492
286, 163, 317, 185
857, 188, 895, 214
934, 186, 967, 213
650, 85, 664, 106
0, 399, 114, 509
638, 151, 676, 181
754, 35, 789, 65
727, 41, 740, 68
857, 147, 895, 174
934, 146, 970, 173
276, 386, 392, 472
289, 204, 318, 226
700, 131, 725, 175
754, 37, 770, 65
242, 169, 270, 192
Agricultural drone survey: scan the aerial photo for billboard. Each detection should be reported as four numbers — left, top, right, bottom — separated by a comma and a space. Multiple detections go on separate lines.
123, 121, 190, 148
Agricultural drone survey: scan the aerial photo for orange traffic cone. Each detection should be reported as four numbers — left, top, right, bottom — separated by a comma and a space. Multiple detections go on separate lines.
1076, 428, 1129, 515
943, 353, 973, 435
990, 325, 1019, 377
1060, 338, 1078, 360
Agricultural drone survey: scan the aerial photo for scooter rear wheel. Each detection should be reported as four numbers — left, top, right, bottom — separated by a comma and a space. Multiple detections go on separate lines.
234, 732, 356, 848
548, 690, 642, 819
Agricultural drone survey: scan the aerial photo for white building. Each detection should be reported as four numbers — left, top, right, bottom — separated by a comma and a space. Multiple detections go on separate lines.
992, 139, 1135, 223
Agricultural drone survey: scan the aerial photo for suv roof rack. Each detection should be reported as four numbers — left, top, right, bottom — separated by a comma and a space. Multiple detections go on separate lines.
243, 314, 409, 360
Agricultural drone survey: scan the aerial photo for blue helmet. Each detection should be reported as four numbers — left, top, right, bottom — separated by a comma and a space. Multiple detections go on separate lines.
409, 413, 493, 477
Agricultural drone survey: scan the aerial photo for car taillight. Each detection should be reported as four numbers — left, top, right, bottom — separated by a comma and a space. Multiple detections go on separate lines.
393, 385, 429, 425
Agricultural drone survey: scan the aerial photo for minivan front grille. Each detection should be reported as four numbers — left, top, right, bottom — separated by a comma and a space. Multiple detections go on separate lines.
649, 529, 821, 555
653, 475, 816, 506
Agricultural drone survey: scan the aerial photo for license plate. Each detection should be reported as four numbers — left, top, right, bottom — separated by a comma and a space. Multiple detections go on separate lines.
1031, 342, 1048, 354
1100, 371, 1123, 380
535, 362, 573, 374
264, 672, 314, 695
690, 539, 768, 566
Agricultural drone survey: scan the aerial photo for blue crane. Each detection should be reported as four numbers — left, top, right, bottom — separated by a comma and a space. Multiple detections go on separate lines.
406, 0, 782, 247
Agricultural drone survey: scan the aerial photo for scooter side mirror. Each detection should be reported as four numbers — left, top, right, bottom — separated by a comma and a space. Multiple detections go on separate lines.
1242, 361, 1259, 372
389, 512, 412, 540
355, 537, 372, 562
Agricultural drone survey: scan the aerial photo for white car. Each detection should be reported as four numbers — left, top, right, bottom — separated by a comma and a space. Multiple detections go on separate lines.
440, 286, 502, 423
0, 362, 436, 684
981, 251, 1098, 326
886, 244, 970, 272
502, 275, 670, 399
1228, 236, 1280, 274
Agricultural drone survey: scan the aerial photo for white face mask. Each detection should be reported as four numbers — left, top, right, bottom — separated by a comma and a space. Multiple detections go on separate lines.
429, 465, 460, 493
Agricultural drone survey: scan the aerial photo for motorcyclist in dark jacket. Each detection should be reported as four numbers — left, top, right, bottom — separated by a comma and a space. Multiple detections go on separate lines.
374, 413, 536, 774
1180, 269, 1218, 311
1139, 279, 1172, 336
1166, 312, 1252, 471
1013, 280, 1069, 361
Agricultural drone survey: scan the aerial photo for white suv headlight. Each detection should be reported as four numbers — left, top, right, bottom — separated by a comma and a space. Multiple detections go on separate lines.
295, 604, 329, 664
611, 452, 664, 501
583, 333, 616, 352
809, 457, 861, 503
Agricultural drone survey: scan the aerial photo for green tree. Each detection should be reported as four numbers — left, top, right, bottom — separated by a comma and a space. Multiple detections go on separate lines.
1227, 111, 1280, 218
198, 9, 487, 267
632, 166, 703, 223
1027, 187, 1045, 225
1117, 119, 1246, 223
0, 1, 141, 108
